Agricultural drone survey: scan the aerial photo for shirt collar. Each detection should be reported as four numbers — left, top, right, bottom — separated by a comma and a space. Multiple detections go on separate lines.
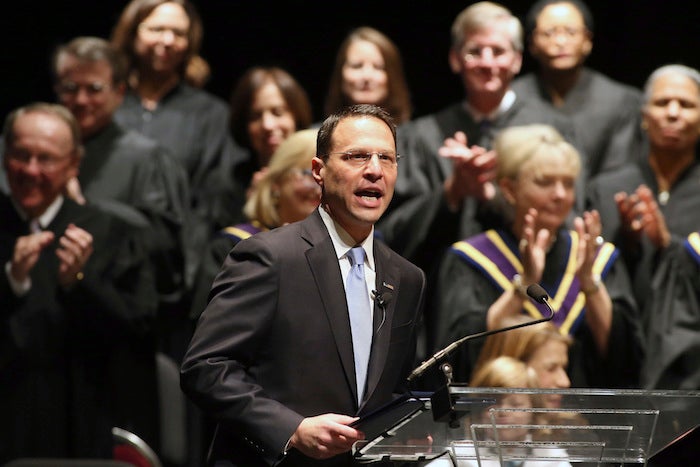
465, 89, 516, 122
318, 206, 375, 272
12, 195, 64, 229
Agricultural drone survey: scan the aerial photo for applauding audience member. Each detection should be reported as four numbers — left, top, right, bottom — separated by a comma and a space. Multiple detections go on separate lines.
586, 64, 700, 313
52, 37, 190, 355
0, 103, 157, 461
431, 124, 641, 389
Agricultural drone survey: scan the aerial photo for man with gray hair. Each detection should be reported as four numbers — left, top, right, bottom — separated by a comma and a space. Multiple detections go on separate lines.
0, 102, 157, 460
376, 2, 579, 367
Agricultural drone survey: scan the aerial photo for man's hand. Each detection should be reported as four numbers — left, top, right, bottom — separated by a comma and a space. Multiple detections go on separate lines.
56, 223, 93, 287
10, 231, 55, 282
288, 413, 364, 459
439, 131, 497, 209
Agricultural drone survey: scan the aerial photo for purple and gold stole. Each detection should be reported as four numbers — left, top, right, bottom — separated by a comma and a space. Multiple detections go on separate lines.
684, 232, 700, 264
450, 229, 618, 335
220, 221, 265, 242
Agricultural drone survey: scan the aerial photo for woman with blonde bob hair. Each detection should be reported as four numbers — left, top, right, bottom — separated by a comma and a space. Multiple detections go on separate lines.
190, 129, 320, 319
243, 128, 320, 228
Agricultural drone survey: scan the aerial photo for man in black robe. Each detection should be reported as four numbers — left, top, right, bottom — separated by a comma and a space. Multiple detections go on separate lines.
512, 0, 644, 178
51, 36, 192, 362
0, 103, 157, 461
375, 2, 581, 366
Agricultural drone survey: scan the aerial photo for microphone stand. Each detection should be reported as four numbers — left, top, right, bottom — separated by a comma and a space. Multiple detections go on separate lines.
410, 284, 555, 426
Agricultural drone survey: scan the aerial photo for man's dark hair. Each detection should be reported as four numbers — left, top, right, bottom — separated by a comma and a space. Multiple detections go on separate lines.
316, 104, 397, 160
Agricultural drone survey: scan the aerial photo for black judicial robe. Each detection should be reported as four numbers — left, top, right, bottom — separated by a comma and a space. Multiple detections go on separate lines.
0, 194, 158, 462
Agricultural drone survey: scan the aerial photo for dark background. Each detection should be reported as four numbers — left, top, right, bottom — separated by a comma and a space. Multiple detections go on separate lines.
2, 1, 699, 122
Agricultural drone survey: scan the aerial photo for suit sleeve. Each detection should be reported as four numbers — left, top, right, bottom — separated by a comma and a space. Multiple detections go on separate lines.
180, 234, 303, 460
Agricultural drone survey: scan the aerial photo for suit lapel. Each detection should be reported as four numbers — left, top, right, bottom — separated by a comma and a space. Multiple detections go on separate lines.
302, 212, 359, 403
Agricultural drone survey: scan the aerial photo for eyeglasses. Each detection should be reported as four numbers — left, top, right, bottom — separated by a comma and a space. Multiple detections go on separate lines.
5, 150, 73, 173
462, 45, 514, 64
534, 26, 586, 40
324, 151, 400, 169
289, 168, 314, 179
288, 168, 320, 189
55, 81, 110, 97
138, 23, 188, 41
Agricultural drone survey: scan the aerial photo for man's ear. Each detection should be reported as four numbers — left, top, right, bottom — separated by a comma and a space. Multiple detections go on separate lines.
510, 51, 523, 76
311, 156, 324, 187
448, 48, 462, 74
581, 31, 593, 58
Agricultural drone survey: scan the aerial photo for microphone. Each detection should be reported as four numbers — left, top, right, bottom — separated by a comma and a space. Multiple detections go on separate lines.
526, 283, 549, 305
371, 289, 392, 308
406, 283, 555, 382
372, 289, 391, 332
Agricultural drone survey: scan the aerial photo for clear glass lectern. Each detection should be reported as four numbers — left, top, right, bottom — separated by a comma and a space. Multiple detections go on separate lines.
352, 386, 700, 465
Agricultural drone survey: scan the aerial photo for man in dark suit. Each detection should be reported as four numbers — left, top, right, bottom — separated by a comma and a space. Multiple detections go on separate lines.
180, 104, 426, 466
0, 103, 158, 461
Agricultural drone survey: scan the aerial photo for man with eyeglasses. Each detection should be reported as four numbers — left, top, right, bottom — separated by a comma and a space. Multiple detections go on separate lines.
0, 102, 157, 461
51, 36, 193, 364
181, 104, 426, 466
376, 2, 579, 371
513, 0, 643, 178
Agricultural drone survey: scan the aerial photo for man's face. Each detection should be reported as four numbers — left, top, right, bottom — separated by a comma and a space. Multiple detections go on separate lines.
55, 55, 124, 139
451, 24, 522, 98
529, 2, 592, 72
4, 111, 79, 218
311, 115, 397, 243
643, 72, 700, 153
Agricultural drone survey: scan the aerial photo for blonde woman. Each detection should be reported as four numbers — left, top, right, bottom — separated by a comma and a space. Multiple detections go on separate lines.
190, 129, 320, 319
425, 356, 571, 466
431, 124, 642, 390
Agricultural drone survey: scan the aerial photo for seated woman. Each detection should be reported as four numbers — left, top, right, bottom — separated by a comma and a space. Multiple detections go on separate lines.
473, 317, 592, 446
430, 124, 643, 389
475, 316, 572, 408
425, 356, 571, 466
190, 128, 320, 319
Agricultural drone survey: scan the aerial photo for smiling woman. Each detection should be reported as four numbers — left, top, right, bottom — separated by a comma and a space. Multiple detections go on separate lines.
430, 123, 643, 390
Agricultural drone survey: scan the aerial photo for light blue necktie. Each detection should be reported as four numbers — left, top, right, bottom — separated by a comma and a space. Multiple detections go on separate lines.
346, 246, 372, 404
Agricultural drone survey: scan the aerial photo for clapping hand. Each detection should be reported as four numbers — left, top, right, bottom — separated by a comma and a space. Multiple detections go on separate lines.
439, 131, 498, 208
